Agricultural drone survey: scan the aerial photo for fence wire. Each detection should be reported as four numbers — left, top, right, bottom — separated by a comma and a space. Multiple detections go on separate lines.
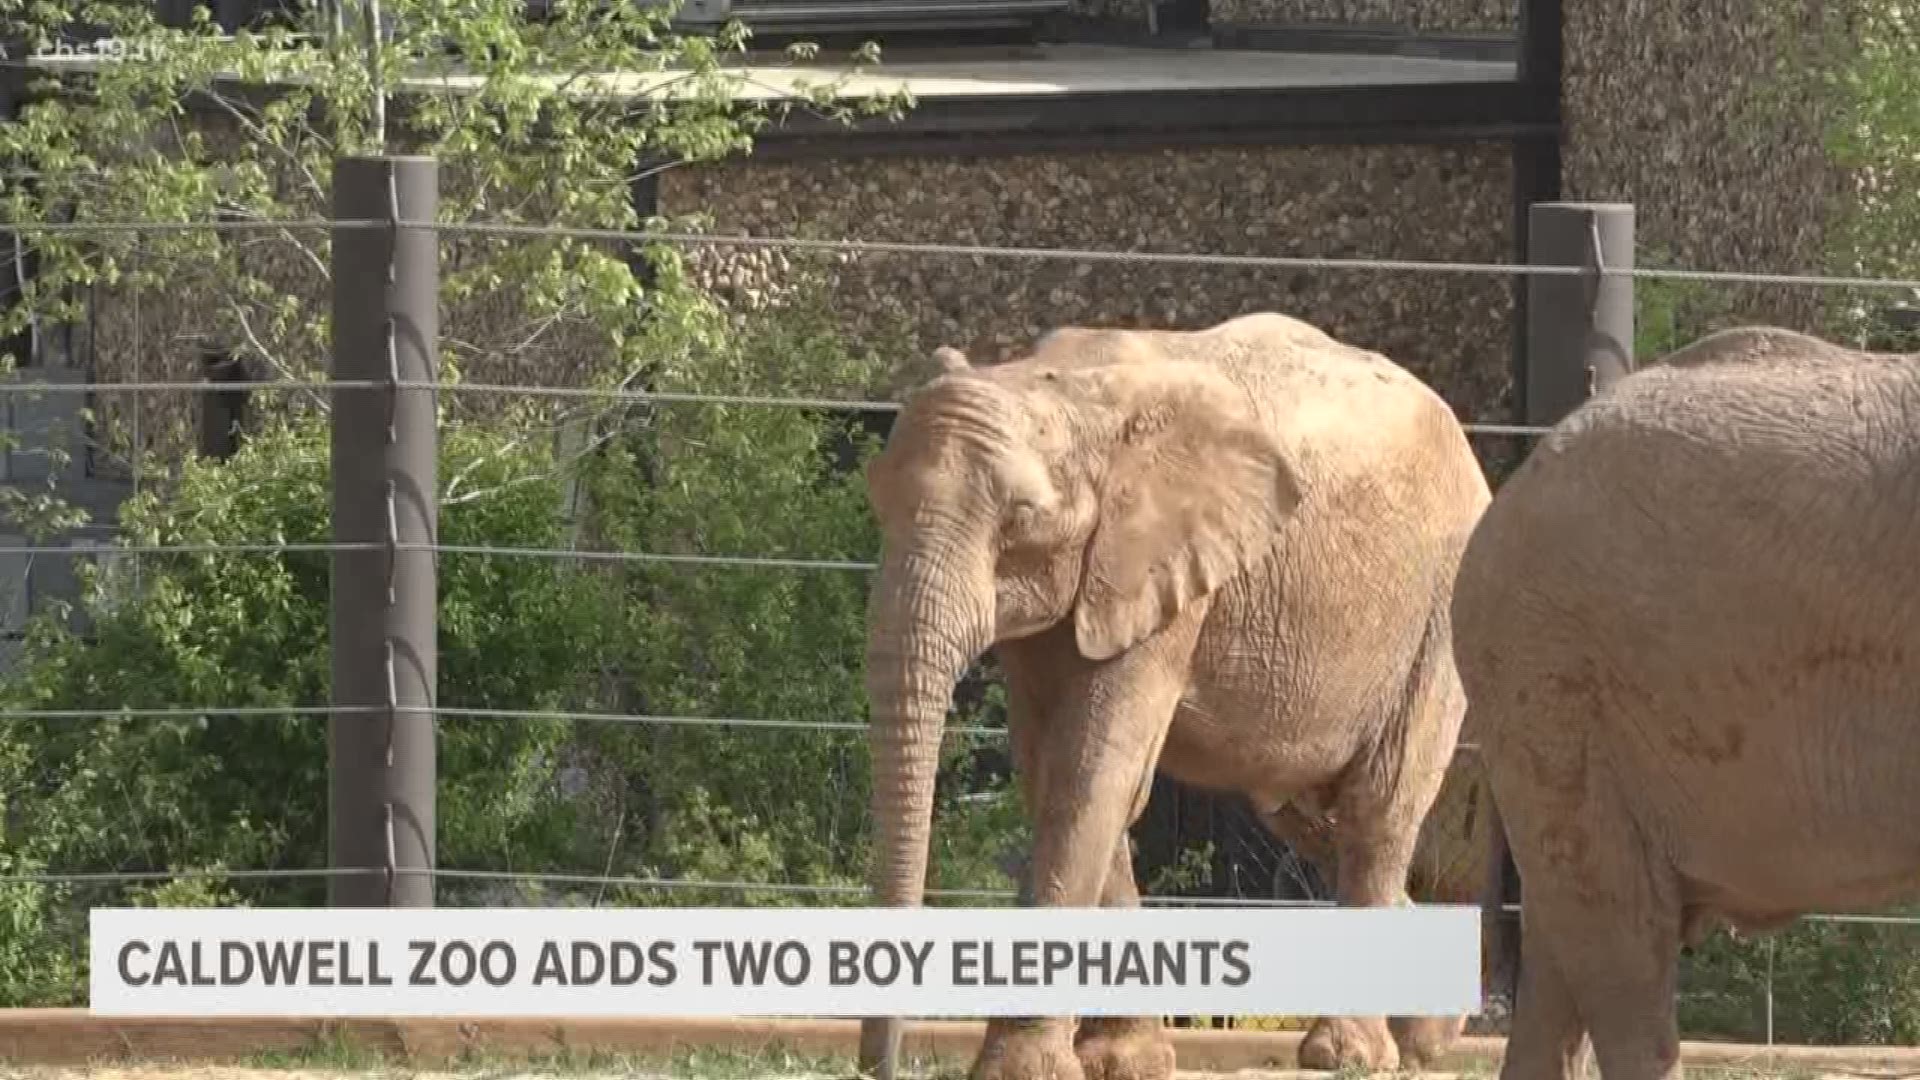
0, 378, 1552, 444
0, 697, 1489, 757
0, 865, 1370, 907
2, 860, 1914, 928
6, 208, 1918, 1047
12, 215, 1920, 292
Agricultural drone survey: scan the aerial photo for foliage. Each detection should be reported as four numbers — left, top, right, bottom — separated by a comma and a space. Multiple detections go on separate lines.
1816, 0, 1920, 348
0, 0, 1026, 1008
1679, 914, 1920, 1046
1630, 246, 1735, 363
1140, 841, 1214, 896
1729, 0, 1920, 349
0, 410, 609, 1000
496, 271, 1027, 911
0, 271, 1026, 1001
0, 0, 910, 471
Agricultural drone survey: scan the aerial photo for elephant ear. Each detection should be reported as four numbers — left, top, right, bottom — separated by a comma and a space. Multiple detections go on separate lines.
886, 345, 974, 399
1073, 366, 1304, 661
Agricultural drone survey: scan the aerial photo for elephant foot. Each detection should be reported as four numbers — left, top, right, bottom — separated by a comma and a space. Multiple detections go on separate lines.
1074, 1017, 1175, 1080
1298, 1016, 1399, 1074
971, 1018, 1085, 1080
1390, 1015, 1467, 1071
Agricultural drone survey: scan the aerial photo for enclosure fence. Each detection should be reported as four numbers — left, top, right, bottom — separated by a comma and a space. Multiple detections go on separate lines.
5, 157, 1920, 1050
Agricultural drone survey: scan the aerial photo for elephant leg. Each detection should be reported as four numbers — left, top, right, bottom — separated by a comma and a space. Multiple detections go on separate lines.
969, 648, 1084, 1080
1075, 834, 1175, 1080
1388, 646, 1475, 1070
972, 620, 1199, 1080
1303, 625, 1470, 1073
1487, 700, 1681, 1080
1496, 903, 1589, 1080
1502, 878, 1679, 1080
1295, 825, 1412, 1074
1520, 858, 1681, 1080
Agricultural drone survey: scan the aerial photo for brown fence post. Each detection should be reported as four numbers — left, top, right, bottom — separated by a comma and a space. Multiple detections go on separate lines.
328, 155, 439, 908
1487, 200, 1635, 1011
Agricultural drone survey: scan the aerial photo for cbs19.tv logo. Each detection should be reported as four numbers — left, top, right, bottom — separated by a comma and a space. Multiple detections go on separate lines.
1, 36, 167, 62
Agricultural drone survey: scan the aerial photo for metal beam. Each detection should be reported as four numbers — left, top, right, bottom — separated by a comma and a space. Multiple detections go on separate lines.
749, 79, 1548, 150
1506, 0, 1565, 415
155, 71, 1547, 162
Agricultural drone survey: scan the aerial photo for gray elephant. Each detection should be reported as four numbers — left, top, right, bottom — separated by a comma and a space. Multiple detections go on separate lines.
856, 312, 1494, 1080
1453, 326, 1920, 1080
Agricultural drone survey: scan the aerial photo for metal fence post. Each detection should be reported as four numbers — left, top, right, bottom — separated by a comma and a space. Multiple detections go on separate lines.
861, 1014, 905, 1080
329, 155, 438, 908
1524, 201, 1635, 419
1487, 200, 1634, 1012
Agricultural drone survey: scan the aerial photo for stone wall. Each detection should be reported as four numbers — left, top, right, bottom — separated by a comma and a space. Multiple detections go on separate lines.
1204, 0, 1516, 33
1559, 0, 1856, 349
64, 128, 1519, 479
1069, 0, 1153, 26
660, 142, 1518, 429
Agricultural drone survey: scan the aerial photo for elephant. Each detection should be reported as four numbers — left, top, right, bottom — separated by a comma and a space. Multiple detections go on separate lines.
855, 311, 1495, 1080
1451, 325, 1920, 1080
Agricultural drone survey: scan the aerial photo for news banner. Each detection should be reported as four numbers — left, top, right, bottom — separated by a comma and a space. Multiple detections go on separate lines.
88, 906, 1480, 1017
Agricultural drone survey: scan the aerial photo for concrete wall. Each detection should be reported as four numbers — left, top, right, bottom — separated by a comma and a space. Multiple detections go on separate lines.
661, 142, 1519, 428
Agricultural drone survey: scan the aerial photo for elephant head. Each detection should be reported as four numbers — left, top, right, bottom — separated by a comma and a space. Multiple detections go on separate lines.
857, 336, 1306, 914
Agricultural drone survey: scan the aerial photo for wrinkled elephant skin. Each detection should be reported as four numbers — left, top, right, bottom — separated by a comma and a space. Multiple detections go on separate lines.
1452, 327, 1920, 1080
856, 313, 1494, 1080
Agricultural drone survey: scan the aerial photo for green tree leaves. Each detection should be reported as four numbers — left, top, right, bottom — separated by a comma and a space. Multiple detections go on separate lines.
0, 0, 996, 1004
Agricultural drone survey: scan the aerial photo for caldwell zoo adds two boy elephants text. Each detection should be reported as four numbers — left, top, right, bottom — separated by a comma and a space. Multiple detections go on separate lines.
851, 312, 1920, 1080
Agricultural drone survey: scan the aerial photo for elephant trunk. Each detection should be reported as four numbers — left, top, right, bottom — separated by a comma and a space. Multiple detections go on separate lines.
863, 540, 993, 908
858, 540, 992, 1078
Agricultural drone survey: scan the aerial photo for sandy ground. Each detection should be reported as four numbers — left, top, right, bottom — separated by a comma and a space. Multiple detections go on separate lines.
0, 1070, 1484, 1080
0, 1060, 1466, 1068
5, 1068, 791, 1080
0, 1060, 1858, 1068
